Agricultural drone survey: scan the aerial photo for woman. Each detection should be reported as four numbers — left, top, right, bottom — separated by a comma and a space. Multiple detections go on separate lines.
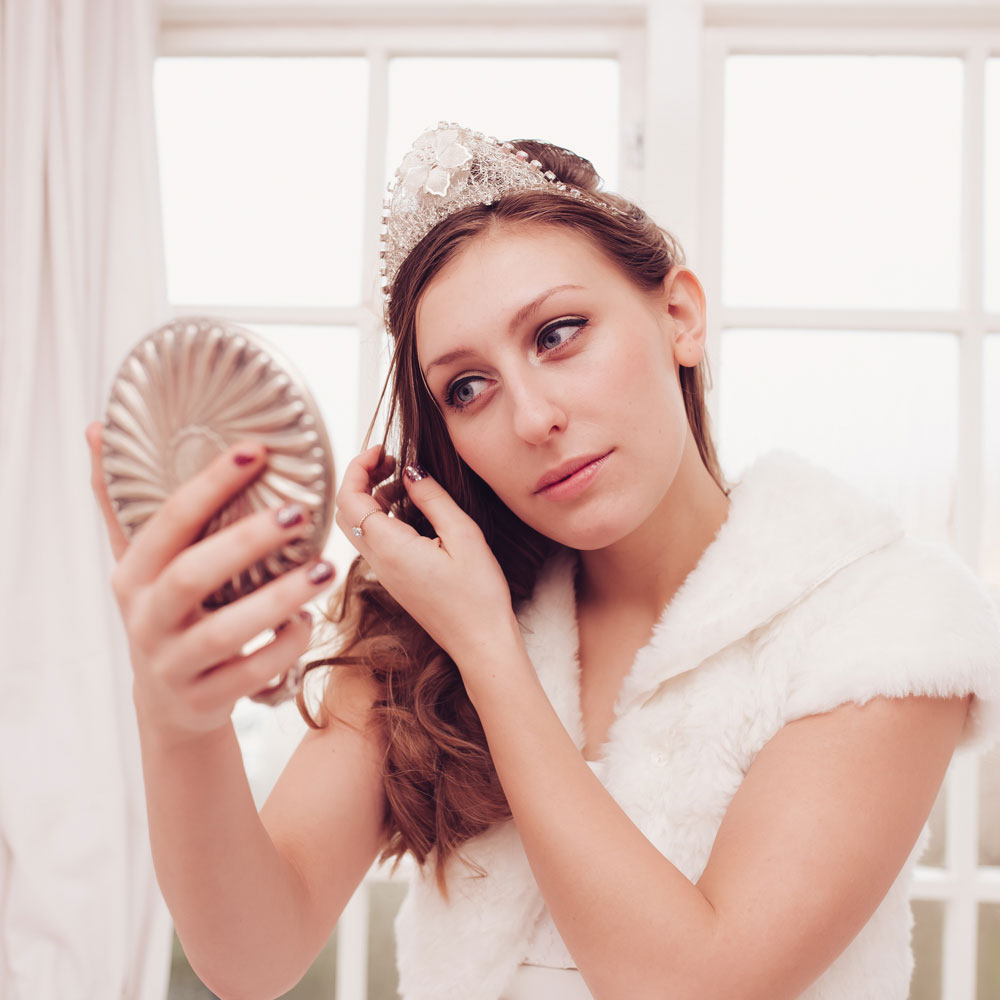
86, 123, 1000, 1000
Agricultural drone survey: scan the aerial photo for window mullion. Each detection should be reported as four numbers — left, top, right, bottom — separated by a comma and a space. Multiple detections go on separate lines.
164, 304, 372, 326
718, 307, 962, 333
979, 867, 1000, 903
358, 44, 391, 447
335, 880, 371, 1000
947, 43, 989, 1000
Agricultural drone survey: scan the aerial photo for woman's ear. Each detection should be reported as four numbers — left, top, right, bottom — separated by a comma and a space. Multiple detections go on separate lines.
659, 266, 707, 368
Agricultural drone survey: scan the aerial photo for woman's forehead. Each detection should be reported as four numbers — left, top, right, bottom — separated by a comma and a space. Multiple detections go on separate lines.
445, 221, 601, 268
416, 225, 615, 326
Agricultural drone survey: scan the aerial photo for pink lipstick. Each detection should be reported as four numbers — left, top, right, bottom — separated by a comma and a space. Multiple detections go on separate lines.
534, 451, 612, 500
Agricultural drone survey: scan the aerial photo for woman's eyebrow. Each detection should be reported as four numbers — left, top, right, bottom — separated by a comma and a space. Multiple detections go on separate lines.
506, 283, 584, 335
423, 283, 584, 378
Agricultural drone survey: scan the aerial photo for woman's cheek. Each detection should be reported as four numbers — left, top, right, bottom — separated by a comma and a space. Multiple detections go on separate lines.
452, 422, 508, 483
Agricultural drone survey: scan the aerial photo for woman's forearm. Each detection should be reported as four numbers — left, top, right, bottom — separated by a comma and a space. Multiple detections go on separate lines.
136, 714, 319, 999
460, 647, 718, 1000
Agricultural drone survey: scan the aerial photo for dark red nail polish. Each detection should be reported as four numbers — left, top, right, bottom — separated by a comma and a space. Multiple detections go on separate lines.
404, 464, 428, 482
275, 503, 304, 528
234, 451, 257, 466
307, 561, 334, 586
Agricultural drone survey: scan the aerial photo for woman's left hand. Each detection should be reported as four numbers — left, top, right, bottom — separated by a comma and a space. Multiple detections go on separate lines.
335, 446, 521, 666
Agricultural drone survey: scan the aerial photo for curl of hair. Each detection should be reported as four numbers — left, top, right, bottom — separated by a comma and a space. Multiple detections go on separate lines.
296, 137, 726, 890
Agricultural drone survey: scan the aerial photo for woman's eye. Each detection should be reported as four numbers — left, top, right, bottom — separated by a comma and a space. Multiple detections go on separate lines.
537, 319, 587, 353
444, 375, 489, 410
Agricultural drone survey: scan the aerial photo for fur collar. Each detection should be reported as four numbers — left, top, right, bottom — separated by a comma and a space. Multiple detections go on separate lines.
517, 448, 906, 741
394, 449, 911, 1000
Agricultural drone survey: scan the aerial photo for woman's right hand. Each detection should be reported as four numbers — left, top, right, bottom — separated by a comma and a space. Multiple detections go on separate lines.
85, 421, 335, 742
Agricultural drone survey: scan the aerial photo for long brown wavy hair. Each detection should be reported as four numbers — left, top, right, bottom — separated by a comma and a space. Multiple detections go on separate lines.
297, 138, 727, 886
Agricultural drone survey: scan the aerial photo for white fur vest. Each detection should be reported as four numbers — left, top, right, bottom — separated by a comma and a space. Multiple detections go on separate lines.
394, 450, 1000, 1000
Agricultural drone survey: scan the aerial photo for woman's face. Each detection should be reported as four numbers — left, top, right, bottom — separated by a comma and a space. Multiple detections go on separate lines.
414, 223, 705, 551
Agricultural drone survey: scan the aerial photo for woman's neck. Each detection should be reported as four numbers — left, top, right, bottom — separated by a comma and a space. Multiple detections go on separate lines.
576, 435, 732, 617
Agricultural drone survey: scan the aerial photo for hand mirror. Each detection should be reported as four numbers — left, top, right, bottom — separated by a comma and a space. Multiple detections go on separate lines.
102, 316, 335, 610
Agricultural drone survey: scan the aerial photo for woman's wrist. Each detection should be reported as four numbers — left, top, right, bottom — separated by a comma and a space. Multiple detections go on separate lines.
451, 620, 540, 710
132, 683, 235, 754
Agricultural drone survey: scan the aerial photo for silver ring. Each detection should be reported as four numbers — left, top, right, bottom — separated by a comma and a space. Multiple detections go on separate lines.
249, 660, 306, 706
352, 507, 384, 538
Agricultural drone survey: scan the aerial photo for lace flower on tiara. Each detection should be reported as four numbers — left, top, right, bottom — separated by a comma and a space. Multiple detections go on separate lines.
379, 121, 625, 313
399, 128, 473, 199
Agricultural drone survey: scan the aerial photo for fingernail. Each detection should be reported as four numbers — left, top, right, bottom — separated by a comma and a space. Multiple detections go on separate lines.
234, 451, 258, 466
274, 618, 292, 634
275, 503, 304, 528
404, 464, 428, 482
297, 609, 313, 625
307, 561, 334, 586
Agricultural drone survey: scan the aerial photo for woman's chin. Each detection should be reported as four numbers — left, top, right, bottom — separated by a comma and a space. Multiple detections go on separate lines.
528, 516, 642, 553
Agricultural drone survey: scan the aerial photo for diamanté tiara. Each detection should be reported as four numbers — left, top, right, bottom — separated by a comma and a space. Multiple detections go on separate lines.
378, 122, 625, 306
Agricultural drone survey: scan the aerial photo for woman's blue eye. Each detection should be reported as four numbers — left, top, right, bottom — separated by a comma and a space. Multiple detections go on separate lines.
443, 320, 587, 411
444, 375, 488, 410
537, 319, 586, 353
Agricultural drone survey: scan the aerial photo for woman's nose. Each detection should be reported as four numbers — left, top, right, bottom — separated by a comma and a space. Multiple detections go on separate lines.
509, 376, 567, 444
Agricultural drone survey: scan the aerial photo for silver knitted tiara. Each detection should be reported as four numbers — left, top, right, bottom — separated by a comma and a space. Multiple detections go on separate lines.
378, 122, 624, 303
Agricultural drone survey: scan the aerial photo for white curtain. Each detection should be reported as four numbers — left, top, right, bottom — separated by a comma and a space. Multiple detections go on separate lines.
0, 1, 172, 997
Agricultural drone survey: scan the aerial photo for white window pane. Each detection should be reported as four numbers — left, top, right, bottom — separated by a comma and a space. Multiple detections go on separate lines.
984, 335, 1000, 587
718, 329, 957, 545
155, 58, 368, 307
986, 59, 1000, 313
723, 56, 962, 310
387, 58, 619, 190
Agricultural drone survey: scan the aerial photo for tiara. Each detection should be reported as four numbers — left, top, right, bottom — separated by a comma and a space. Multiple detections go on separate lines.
378, 122, 624, 305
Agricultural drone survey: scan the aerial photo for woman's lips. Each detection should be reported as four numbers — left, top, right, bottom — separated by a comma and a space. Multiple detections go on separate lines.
534, 451, 613, 499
